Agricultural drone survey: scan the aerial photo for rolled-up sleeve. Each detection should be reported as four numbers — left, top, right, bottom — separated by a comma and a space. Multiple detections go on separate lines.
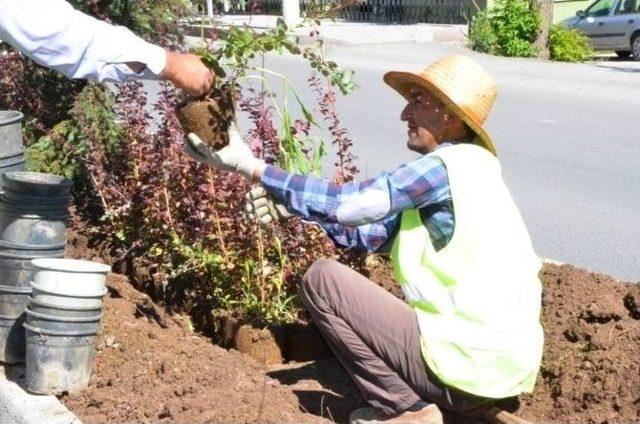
0, 0, 167, 83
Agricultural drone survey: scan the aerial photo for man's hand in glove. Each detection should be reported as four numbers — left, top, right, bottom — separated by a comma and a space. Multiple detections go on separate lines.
244, 186, 293, 226
184, 122, 265, 182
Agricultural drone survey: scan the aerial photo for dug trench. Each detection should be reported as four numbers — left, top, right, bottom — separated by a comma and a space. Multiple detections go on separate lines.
59, 222, 640, 423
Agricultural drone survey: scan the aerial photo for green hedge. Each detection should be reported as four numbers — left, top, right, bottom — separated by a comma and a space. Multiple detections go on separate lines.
470, 0, 540, 58
549, 24, 593, 62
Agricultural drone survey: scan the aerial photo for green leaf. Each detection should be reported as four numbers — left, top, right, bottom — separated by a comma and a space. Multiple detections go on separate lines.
276, 17, 287, 30
292, 91, 319, 128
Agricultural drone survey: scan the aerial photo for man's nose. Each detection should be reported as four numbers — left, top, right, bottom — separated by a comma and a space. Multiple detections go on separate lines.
400, 104, 411, 121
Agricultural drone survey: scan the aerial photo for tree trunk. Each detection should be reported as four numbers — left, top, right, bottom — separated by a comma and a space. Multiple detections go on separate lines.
533, 0, 554, 59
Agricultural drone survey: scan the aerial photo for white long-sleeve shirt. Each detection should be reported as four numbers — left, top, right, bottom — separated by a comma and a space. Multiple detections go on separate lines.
0, 0, 167, 83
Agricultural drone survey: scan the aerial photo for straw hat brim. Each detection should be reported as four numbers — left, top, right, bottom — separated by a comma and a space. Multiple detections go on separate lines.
383, 71, 497, 156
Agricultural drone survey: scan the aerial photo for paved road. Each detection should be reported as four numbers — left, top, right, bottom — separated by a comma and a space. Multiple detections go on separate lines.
230, 41, 639, 282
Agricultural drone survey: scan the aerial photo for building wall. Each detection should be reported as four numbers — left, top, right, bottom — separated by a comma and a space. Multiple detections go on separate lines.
484, 0, 593, 23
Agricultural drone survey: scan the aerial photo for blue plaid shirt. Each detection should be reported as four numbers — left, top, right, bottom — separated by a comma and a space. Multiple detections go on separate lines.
261, 153, 454, 253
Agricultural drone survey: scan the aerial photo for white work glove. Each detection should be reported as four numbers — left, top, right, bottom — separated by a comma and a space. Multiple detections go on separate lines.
185, 122, 265, 180
244, 186, 293, 226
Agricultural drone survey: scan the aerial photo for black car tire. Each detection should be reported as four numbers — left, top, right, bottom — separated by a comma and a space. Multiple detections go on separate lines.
632, 33, 640, 61
615, 50, 631, 58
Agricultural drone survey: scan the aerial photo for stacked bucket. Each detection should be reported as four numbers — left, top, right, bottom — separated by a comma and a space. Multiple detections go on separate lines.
0, 172, 71, 364
0, 110, 110, 394
25, 258, 109, 394
0, 111, 33, 363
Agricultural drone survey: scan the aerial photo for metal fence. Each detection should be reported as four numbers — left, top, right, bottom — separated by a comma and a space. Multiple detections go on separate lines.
222, 0, 282, 15
222, 0, 477, 24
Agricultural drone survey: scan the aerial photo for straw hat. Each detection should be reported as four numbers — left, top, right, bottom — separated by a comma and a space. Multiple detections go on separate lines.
383, 55, 498, 156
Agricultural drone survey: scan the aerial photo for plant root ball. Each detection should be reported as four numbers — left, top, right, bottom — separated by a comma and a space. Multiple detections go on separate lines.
178, 84, 235, 150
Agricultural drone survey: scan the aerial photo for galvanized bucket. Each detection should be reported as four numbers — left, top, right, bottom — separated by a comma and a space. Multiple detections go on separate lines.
0, 284, 31, 316
24, 323, 98, 394
0, 172, 72, 245
28, 297, 101, 319
0, 151, 26, 178
0, 240, 65, 287
1, 190, 69, 208
0, 201, 68, 246
25, 308, 101, 333
0, 313, 26, 364
30, 283, 106, 310
31, 258, 110, 295
0, 111, 24, 157
2, 171, 72, 197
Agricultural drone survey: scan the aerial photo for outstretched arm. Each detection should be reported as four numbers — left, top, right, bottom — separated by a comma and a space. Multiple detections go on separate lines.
0, 0, 213, 95
184, 129, 451, 252
257, 155, 450, 252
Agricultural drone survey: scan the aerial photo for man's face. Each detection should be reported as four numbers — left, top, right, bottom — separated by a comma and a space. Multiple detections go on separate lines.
400, 86, 449, 154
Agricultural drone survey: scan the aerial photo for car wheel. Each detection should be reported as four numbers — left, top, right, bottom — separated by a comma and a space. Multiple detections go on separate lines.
615, 50, 631, 58
632, 34, 640, 61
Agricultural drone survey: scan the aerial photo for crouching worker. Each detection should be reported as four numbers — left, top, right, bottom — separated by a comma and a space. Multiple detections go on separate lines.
185, 55, 544, 424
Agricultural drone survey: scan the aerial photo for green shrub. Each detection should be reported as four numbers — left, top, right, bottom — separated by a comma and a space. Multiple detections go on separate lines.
549, 24, 593, 62
26, 85, 121, 179
26, 121, 79, 178
470, 0, 540, 58
491, 0, 540, 57
469, 11, 498, 54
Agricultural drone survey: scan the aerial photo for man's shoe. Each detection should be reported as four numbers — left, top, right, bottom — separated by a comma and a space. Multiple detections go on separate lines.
348, 404, 444, 424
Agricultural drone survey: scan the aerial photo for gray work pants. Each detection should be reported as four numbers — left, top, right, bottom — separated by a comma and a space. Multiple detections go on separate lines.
300, 258, 488, 416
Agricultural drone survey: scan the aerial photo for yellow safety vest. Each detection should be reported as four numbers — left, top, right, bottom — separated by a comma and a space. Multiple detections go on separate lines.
390, 143, 543, 399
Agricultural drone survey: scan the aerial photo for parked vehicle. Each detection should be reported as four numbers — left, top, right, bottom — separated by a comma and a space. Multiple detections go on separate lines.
562, 0, 640, 60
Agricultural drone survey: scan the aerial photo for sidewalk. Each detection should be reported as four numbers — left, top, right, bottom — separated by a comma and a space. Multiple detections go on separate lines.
0, 365, 81, 424
181, 15, 468, 46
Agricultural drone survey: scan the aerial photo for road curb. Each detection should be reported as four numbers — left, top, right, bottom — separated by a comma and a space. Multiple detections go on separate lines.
541, 257, 566, 266
0, 364, 81, 424
179, 17, 468, 46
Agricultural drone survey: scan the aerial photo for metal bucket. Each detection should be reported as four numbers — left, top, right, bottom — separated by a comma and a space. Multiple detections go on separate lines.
2, 172, 72, 199
0, 111, 24, 157
25, 308, 101, 332
0, 201, 68, 246
24, 323, 98, 394
0, 241, 65, 287
0, 284, 31, 316
30, 283, 106, 309
0, 151, 26, 177
31, 258, 110, 295
0, 313, 26, 364
28, 297, 101, 319
1, 190, 69, 209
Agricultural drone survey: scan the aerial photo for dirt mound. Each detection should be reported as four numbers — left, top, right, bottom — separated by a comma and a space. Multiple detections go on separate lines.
516, 264, 640, 423
61, 217, 640, 423
60, 273, 327, 424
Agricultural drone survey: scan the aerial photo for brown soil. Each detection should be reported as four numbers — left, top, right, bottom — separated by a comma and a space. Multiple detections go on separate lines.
61, 225, 640, 424
516, 264, 640, 423
60, 273, 328, 424
178, 84, 235, 150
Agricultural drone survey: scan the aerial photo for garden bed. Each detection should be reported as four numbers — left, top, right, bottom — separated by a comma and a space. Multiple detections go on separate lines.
60, 228, 639, 423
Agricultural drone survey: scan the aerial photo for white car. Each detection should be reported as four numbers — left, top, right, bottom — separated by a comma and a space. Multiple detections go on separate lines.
562, 0, 640, 59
